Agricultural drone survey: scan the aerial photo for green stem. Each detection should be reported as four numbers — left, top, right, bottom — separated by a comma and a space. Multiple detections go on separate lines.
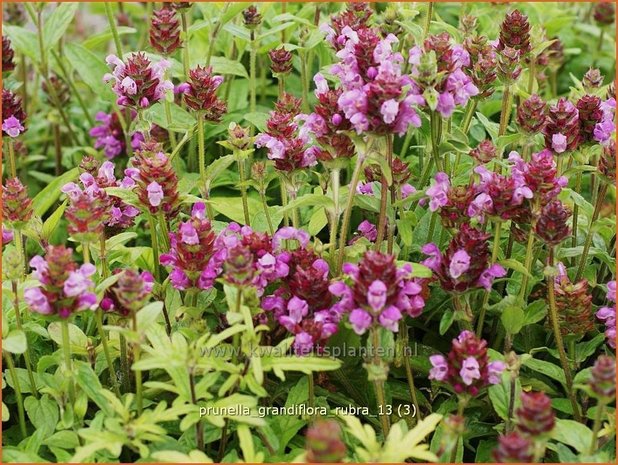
547, 248, 582, 422
250, 30, 257, 115
336, 154, 365, 274
575, 183, 607, 281
499, 86, 512, 137
329, 168, 341, 267
149, 215, 161, 283
259, 189, 274, 235
132, 312, 142, 415
527, 58, 536, 94
371, 326, 390, 438
400, 321, 422, 420
51, 49, 94, 127
96, 310, 121, 398
461, 99, 477, 134
11, 281, 38, 397
518, 227, 536, 301
571, 170, 582, 264
189, 370, 205, 451
430, 111, 444, 172
307, 373, 315, 419
105, 3, 123, 57
61, 319, 76, 407
589, 401, 606, 455
450, 397, 468, 462
424, 2, 433, 37
237, 155, 250, 226
197, 114, 206, 195
164, 100, 178, 150
180, 12, 190, 79
476, 221, 502, 336
425, 212, 438, 245
4, 352, 27, 439
7, 135, 17, 178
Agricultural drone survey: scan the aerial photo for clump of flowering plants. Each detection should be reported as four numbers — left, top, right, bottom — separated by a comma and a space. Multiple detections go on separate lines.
1, 3, 615, 464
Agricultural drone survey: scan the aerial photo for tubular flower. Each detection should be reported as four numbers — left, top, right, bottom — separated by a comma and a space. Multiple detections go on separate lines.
160, 202, 217, 290
429, 330, 505, 396
2, 89, 26, 138
599, 139, 616, 183
597, 281, 616, 349
422, 224, 506, 293
104, 52, 173, 109
2, 35, 15, 72
89, 111, 145, 160
409, 32, 478, 118
321, 2, 373, 51
593, 97, 616, 146
329, 251, 426, 335
24, 246, 97, 318
123, 141, 180, 218
508, 150, 567, 205
492, 432, 534, 463
543, 98, 580, 153
515, 391, 555, 436
177, 66, 227, 121
330, 26, 424, 133
101, 269, 154, 317
425, 172, 475, 228
2, 177, 33, 229
296, 74, 355, 163
263, 246, 339, 355
149, 6, 182, 55
256, 93, 318, 172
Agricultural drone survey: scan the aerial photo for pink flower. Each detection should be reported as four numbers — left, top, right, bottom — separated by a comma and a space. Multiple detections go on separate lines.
367, 280, 387, 312
460, 356, 481, 385
488, 360, 507, 384
2, 116, 25, 138
349, 309, 372, 335
551, 133, 567, 153
378, 305, 402, 332
449, 250, 471, 279
426, 172, 450, 212
146, 181, 164, 207
429, 354, 448, 381
436, 92, 456, 117
63, 264, 96, 298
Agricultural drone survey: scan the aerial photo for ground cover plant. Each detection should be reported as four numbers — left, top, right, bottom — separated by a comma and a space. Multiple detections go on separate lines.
1, 1, 616, 463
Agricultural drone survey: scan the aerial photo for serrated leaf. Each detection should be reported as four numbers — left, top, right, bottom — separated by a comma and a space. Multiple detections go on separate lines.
43, 4, 79, 51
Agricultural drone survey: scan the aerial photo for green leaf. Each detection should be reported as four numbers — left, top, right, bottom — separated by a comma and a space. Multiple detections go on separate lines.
64, 43, 114, 98
279, 194, 334, 215
43, 4, 79, 51
144, 102, 196, 132
488, 371, 521, 421
47, 322, 87, 353
32, 168, 79, 217
74, 361, 114, 417
552, 419, 593, 453
522, 357, 566, 385
439, 309, 455, 335
501, 306, 525, 335
210, 56, 249, 78
3, 330, 27, 354
24, 394, 59, 435
137, 302, 163, 330
522, 300, 547, 326
82, 26, 136, 49
3, 25, 40, 62
243, 112, 269, 132
42, 200, 67, 241
500, 259, 533, 278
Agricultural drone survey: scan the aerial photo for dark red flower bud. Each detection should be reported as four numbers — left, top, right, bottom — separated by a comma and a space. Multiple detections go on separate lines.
365, 157, 411, 187
553, 273, 594, 337
440, 185, 476, 229
182, 66, 227, 122
42, 74, 71, 106
577, 95, 603, 142
516, 391, 555, 436
150, 6, 182, 55
113, 269, 153, 314
583, 68, 604, 91
590, 355, 616, 402
492, 432, 534, 463
543, 98, 581, 152
326, 2, 373, 51
2, 177, 33, 228
498, 10, 531, 54
2, 36, 16, 72
470, 139, 497, 164
593, 2, 615, 26
599, 139, 616, 183
464, 35, 498, 98
2, 89, 26, 137
353, 251, 399, 307
65, 191, 109, 244
517, 94, 547, 134
243, 6, 262, 29
497, 46, 522, 83
79, 155, 101, 177
268, 47, 293, 75
305, 420, 347, 463
460, 15, 478, 36
535, 200, 571, 246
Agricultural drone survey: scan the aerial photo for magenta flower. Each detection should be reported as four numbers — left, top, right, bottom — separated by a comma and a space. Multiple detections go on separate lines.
2, 226, 14, 245
426, 172, 450, 212
597, 280, 616, 350
2, 115, 25, 138
429, 330, 505, 396
329, 251, 426, 335
24, 246, 97, 318
90, 111, 144, 159
551, 133, 567, 153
